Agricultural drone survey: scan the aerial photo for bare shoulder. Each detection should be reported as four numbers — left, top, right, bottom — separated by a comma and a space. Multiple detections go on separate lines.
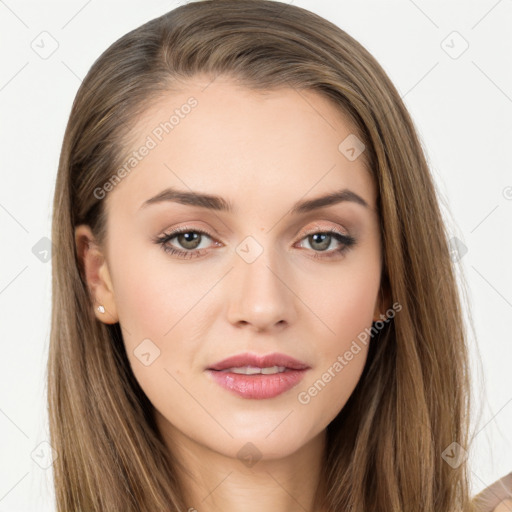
471, 472, 512, 512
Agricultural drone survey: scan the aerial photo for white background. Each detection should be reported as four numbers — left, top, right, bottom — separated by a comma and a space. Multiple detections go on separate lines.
0, 0, 511, 510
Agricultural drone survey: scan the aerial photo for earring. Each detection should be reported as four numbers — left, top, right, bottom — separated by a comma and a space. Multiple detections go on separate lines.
97, 305, 105, 313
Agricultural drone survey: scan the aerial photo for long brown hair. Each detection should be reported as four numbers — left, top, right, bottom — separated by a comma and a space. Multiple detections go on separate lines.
49, 1, 479, 510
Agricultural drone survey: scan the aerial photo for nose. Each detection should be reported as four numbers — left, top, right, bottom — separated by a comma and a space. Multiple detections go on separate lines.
226, 244, 298, 332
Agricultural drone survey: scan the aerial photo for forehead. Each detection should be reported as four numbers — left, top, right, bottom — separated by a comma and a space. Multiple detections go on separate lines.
105, 78, 376, 217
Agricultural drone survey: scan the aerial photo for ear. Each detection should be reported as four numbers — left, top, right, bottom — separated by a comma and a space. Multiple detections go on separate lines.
74, 224, 119, 324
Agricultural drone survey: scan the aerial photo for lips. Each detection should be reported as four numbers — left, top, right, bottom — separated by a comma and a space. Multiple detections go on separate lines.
205, 352, 311, 399
207, 352, 310, 371
206, 368, 308, 399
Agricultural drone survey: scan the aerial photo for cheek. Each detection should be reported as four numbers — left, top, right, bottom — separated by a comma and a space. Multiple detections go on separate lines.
108, 245, 199, 406
297, 258, 379, 418
109, 239, 199, 340
108, 238, 213, 390
297, 348, 367, 430
297, 292, 372, 426
314, 263, 380, 343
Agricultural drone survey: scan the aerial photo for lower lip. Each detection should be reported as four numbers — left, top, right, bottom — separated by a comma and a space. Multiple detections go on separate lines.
206, 369, 308, 399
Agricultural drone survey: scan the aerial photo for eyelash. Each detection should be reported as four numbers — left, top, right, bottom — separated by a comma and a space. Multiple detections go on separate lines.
153, 225, 356, 261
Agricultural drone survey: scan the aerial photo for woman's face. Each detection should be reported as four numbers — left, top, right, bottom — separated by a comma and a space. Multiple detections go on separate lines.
83, 77, 384, 461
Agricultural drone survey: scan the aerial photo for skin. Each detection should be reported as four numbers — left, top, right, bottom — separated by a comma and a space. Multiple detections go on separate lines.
472, 473, 512, 512
494, 501, 512, 512
75, 76, 390, 512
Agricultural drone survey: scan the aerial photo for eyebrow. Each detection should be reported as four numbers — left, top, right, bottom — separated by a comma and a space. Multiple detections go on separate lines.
139, 186, 369, 214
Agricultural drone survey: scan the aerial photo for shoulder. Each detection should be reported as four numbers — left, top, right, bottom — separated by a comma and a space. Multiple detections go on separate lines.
471, 472, 512, 512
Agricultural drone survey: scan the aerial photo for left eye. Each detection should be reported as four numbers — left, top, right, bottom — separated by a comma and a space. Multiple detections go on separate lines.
298, 232, 348, 252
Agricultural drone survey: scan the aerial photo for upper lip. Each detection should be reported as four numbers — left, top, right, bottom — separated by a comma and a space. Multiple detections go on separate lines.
207, 352, 310, 371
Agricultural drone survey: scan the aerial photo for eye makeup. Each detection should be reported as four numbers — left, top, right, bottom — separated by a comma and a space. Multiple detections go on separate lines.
152, 224, 357, 261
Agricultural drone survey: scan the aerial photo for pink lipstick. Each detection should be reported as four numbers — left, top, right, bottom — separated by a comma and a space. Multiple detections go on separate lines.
205, 352, 310, 399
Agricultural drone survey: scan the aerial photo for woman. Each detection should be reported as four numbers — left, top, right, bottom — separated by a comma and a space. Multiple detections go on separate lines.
48, 0, 510, 510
